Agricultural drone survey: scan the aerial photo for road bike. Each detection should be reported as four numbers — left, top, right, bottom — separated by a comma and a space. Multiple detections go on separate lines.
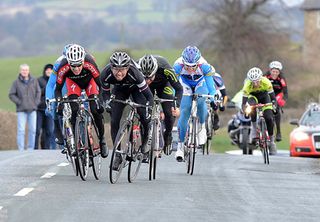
245, 103, 273, 164
147, 97, 175, 180
108, 97, 149, 184
183, 93, 215, 175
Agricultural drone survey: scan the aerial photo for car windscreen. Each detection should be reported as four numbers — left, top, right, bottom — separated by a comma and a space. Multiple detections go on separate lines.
301, 111, 320, 126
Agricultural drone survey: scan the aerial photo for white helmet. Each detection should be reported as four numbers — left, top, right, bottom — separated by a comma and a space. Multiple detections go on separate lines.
66, 44, 86, 66
269, 61, 283, 71
247, 67, 263, 81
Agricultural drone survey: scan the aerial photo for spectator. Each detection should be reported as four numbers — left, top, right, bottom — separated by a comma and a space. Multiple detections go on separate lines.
35, 64, 55, 149
9, 64, 41, 151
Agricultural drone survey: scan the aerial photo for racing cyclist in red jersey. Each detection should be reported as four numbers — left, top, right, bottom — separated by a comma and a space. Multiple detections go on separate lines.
55, 44, 108, 158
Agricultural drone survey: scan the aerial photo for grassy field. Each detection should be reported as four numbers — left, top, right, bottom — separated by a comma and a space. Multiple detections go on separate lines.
0, 49, 181, 112
212, 122, 295, 153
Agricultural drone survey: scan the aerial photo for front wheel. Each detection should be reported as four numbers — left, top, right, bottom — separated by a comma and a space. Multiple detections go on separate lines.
75, 117, 89, 181
109, 121, 131, 184
87, 118, 101, 180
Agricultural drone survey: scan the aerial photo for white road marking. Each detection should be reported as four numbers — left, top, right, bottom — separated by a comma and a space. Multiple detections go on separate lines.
58, 162, 69, 167
226, 150, 289, 156
40, 172, 56, 179
0, 206, 3, 210
14, 188, 34, 197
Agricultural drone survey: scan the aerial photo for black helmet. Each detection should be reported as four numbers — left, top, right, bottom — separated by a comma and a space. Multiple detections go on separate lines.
138, 54, 158, 78
110, 52, 131, 68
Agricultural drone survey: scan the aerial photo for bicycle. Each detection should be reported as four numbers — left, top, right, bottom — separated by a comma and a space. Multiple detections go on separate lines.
56, 95, 102, 181
47, 98, 78, 176
147, 97, 175, 181
108, 96, 149, 184
245, 103, 273, 164
204, 94, 223, 155
183, 93, 215, 175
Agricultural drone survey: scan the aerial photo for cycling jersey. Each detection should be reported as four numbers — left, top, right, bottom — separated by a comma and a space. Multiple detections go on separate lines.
264, 72, 288, 100
147, 55, 183, 107
100, 60, 153, 105
55, 54, 100, 98
242, 77, 274, 97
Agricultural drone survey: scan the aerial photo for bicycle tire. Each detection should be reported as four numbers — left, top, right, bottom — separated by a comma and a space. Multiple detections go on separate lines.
87, 116, 101, 180
148, 120, 159, 180
109, 120, 131, 184
64, 127, 78, 176
189, 118, 197, 175
75, 117, 89, 181
260, 119, 270, 164
128, 123, 142, 183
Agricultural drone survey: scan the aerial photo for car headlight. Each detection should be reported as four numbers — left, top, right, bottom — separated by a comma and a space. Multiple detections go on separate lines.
294, 132, 309, 141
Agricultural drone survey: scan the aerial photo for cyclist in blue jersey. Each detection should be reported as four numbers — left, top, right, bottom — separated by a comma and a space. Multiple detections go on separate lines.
45, 44, 72, 146
173, 46, 216, 162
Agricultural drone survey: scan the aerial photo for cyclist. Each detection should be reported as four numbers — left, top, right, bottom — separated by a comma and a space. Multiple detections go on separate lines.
173, 46, 216, 162
45, 44, 72, 146
138, 54, 183, 153
210, 66, 228, 131
242, 67, 277, 155
100, 52, 154, 168
264, 61, 288, 142
54, 44, 108, 158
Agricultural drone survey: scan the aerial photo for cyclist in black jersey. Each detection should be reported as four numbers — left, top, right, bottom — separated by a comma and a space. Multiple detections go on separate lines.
55, 44, 108, 158
138, 54, 183, 153
100, 52, 154, 166
264, 61, 288, 142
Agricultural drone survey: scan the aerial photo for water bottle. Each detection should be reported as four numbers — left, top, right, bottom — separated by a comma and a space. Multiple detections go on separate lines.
133, 124, 140, 143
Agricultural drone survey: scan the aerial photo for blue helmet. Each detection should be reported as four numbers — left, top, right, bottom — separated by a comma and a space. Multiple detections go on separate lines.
182, 46, 201, 66
62, 44, 73, 56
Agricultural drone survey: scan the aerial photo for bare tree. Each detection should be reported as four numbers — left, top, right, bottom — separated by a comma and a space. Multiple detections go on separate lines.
188, 0, 289, 94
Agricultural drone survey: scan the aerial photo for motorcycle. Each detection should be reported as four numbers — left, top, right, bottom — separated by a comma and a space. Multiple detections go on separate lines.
227, 110, 254, 155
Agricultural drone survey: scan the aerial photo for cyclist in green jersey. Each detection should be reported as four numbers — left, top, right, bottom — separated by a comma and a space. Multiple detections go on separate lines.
242, 67, 277, 155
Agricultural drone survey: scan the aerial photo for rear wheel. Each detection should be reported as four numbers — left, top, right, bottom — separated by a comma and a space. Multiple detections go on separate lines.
75, 117, 89, 181
109, 121, 130, 184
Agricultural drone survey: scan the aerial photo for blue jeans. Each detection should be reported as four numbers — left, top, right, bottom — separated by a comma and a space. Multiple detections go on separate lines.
17, 111, 37, 151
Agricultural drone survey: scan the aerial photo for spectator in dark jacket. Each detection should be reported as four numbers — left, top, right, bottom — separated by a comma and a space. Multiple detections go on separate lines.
35, 64, 55, 149
9, 64, 41, 151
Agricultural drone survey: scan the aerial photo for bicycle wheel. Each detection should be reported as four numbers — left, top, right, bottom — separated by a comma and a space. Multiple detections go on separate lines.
65, 137, 78, 176
259, 119, 270, 164
87, 118, 101, 180
204, 113, 213, 155
240, 128, 250, 155
148, 120, 159, 180
128, 123, 142, 183
189, 118, 197, 175
109, 121, 130, 184
75, 117, 89, 181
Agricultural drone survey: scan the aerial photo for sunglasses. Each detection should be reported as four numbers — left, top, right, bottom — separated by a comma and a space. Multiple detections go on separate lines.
185, 64, 198, 69
70, 64, 83, 68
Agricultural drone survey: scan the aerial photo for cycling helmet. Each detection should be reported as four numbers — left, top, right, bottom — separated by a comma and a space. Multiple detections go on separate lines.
65, 44, 86, 66
269, 61, 283, 71
182, 46, 201, 66
62, 44, 73, 56
247, 67, 263, 81
110, 52, 131, 68
138, 54, 158, 78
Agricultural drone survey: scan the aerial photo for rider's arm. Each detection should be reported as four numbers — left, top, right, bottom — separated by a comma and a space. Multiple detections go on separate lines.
99, 65, 112, 102
164, 68, 183, 107
280, 76, 288, 101
202, 64, 216, 100
85, 54, 101, 87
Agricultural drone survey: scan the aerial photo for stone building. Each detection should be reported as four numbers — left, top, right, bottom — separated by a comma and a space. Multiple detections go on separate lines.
302, 0, 320, 68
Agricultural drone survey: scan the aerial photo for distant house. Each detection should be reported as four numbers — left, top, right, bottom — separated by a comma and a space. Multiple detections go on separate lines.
302, 0, 320, 68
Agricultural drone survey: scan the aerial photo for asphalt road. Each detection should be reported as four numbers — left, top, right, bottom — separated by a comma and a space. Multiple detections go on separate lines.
1, 150, 320, 222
